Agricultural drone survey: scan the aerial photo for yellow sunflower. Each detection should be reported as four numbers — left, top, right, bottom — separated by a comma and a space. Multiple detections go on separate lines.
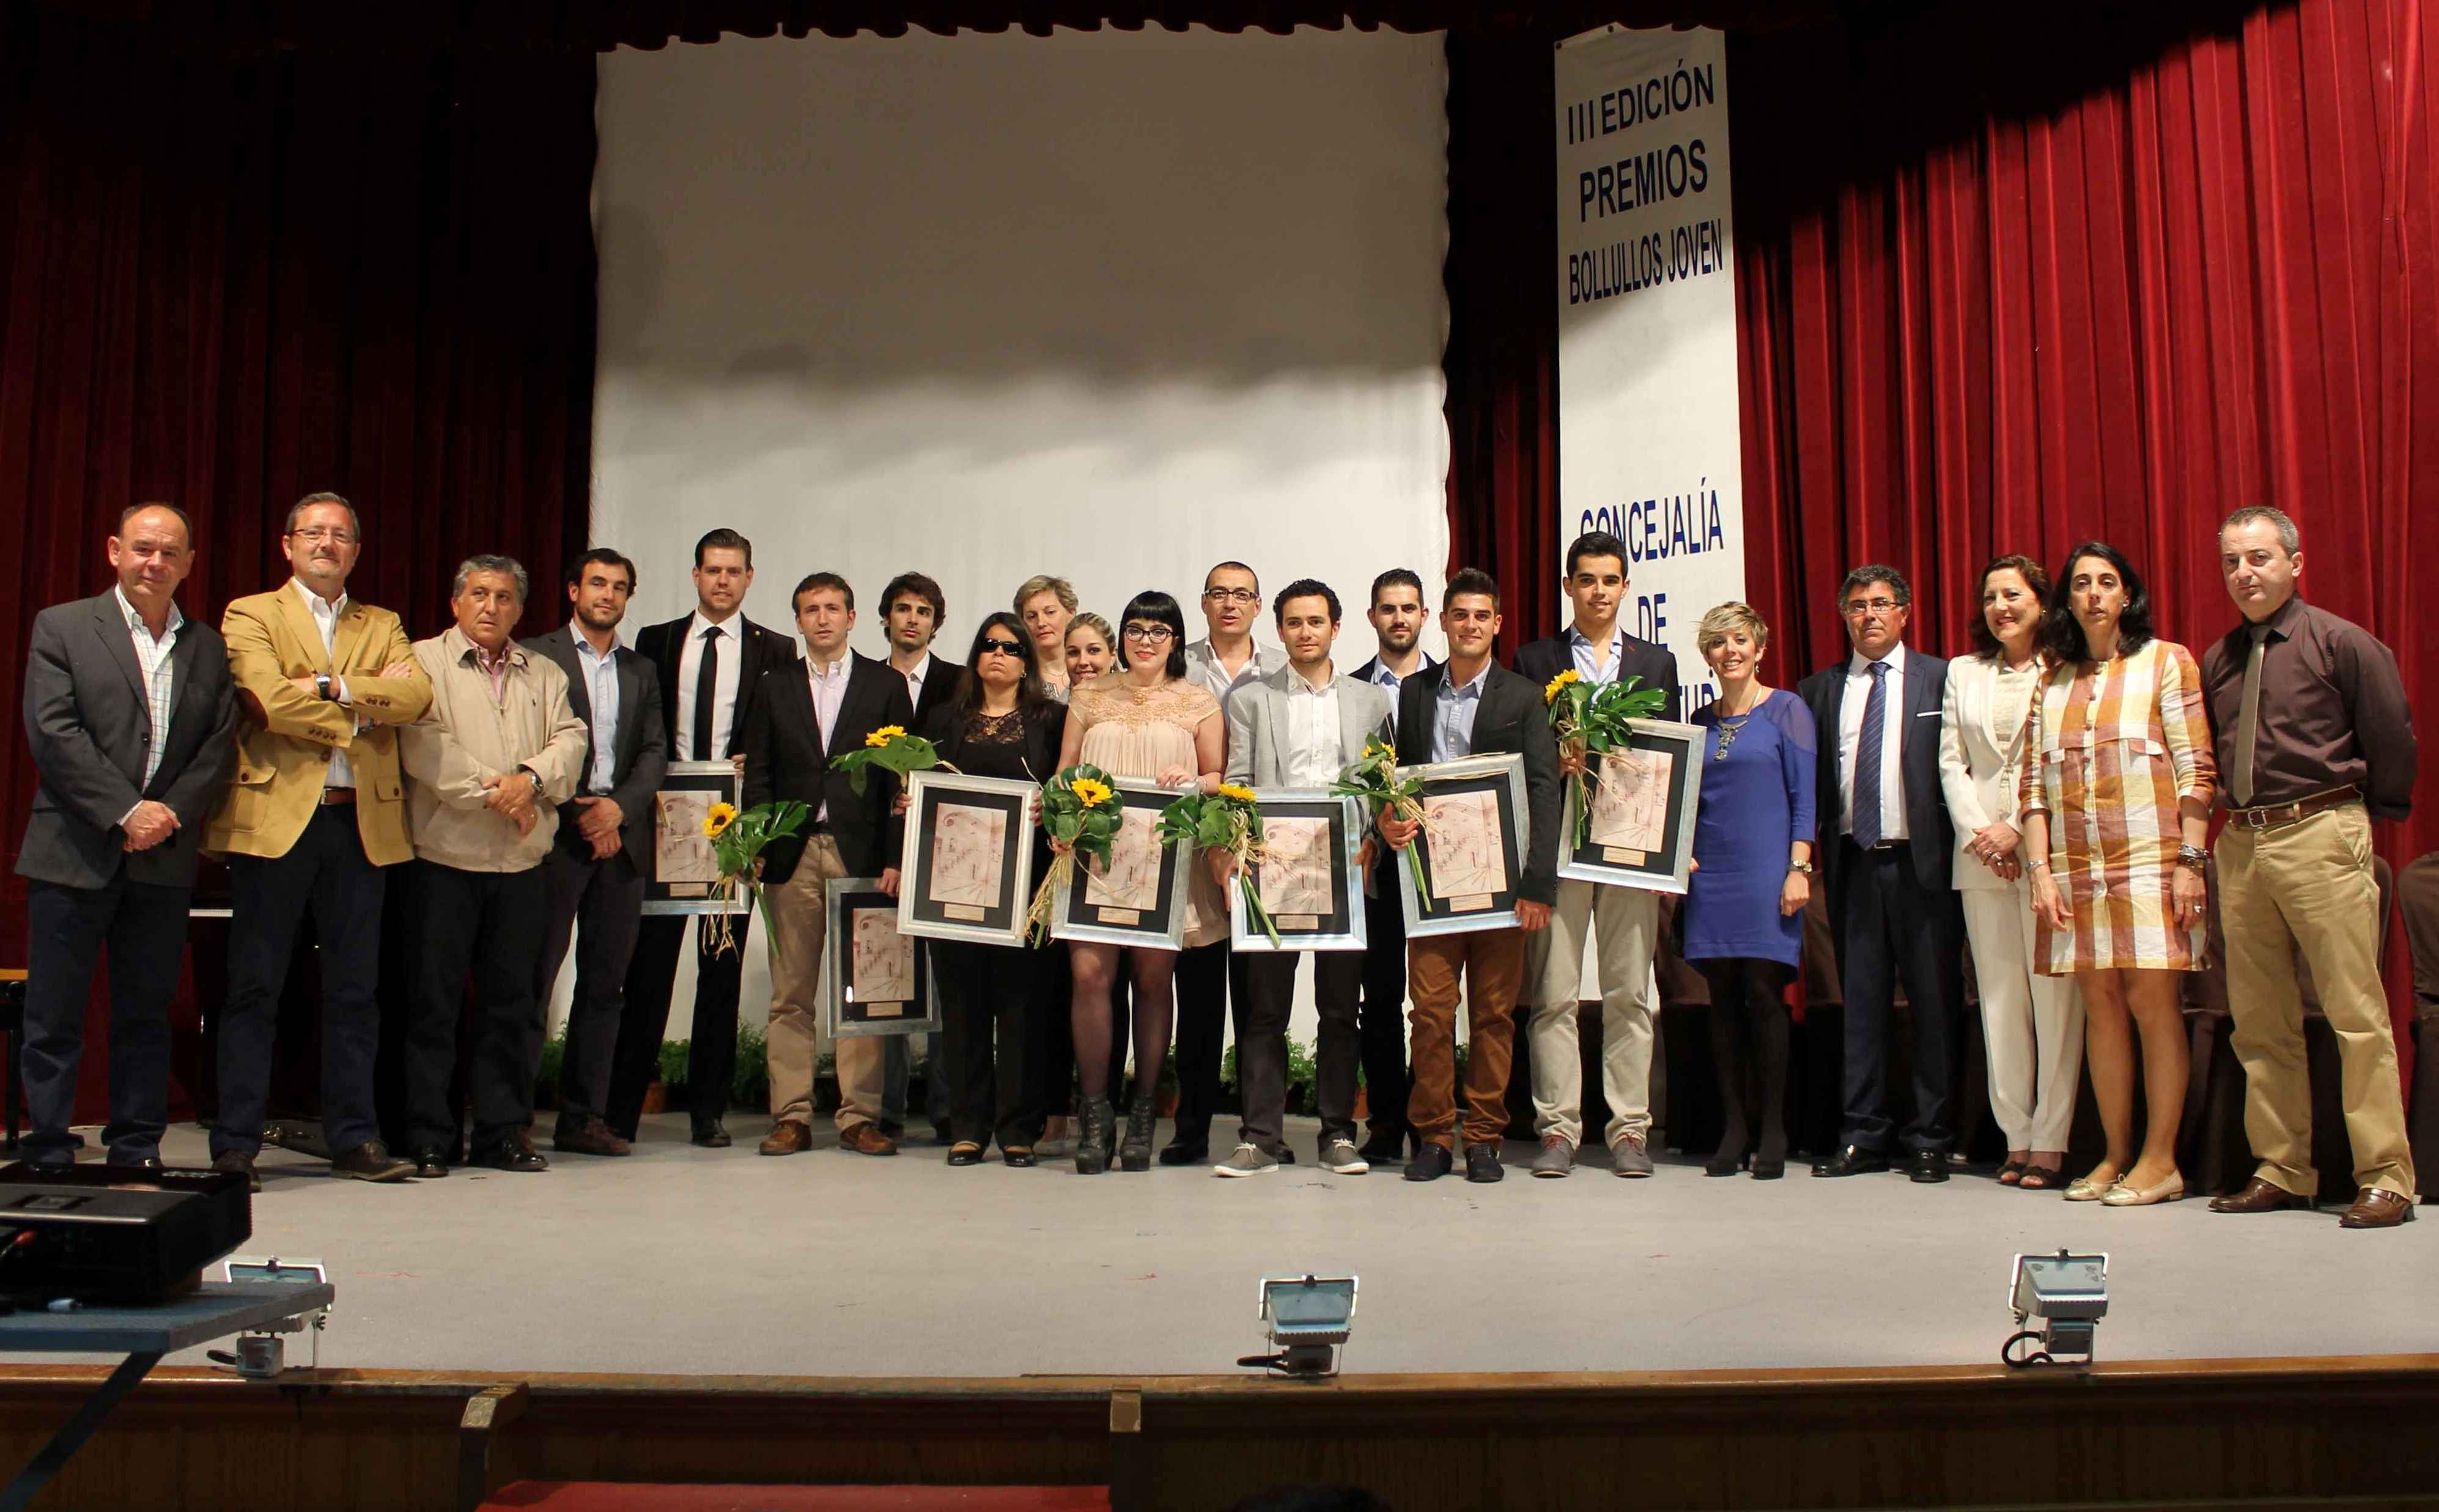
865, 725, 907, 749
1544, 668, 1580, 704
702, 802, 739, 838
1071, 776, 1114, 808
1216, 783, 1258, 803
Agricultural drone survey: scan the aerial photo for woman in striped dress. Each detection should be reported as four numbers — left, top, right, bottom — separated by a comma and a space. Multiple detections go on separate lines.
2021, 542, 2216, 1208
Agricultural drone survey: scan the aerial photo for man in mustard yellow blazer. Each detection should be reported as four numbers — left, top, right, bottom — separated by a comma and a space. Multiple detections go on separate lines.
204, 492, 432, 1189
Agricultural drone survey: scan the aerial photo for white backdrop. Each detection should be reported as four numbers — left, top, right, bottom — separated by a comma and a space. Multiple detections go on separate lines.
579, 26, 1453, 1048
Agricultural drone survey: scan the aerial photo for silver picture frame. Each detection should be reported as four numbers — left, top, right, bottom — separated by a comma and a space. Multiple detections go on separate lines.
1052, 778, 1191, 951
1395, 752, 1530, 939
641, 760, 750, 916
1228, 791, 1368, 953
1556, 717, 1705, 894
824, 877, 942, 1039
897, 771, 1038, 946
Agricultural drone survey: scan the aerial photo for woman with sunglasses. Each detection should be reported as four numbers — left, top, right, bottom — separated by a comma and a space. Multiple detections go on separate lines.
913, 614, 1068, 1167
1055, 590, 1226, 1172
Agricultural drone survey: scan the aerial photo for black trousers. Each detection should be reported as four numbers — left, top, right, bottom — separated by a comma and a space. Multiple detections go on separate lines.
1697, 957, 1794, 1165
1238, 950, 1366, 1151
21, 875, 188, 1165
534, 839, 645, 1130
1359, 857, 1412, 1142
405, 860, 548, 1155
932, 939, 1032, 1149
882, 1029, 954, 1134
214, 806, 388, 1158
1019, 942, 1126, 1137
1835, 840, 1966, 1154
611, 910, 750, 1135
1170, 939, 1249, 1146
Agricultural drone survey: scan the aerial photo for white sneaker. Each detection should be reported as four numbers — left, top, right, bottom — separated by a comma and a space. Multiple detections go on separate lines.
1214, 1143, 1279, 1178
1320, 1140, 1370, 1175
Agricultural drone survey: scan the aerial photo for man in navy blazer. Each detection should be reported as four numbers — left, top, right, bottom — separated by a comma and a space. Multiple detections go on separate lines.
15, 505, 236, 1168
1346, 567, 1437, 1164
524, 548, 667, 1157
1795, 564, 1966, 1182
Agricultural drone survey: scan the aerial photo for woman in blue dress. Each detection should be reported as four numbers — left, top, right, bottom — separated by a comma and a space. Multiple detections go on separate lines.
1683, 603, 1817, 1179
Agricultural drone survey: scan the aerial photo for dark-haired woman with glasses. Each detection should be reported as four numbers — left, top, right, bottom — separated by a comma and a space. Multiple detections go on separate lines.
902, 613, 1068, 1168
2020, 542, 2215, 1208
1053, 589, 1226, 1173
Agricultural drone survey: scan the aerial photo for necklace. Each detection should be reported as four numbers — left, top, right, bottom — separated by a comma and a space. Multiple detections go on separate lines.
1711, 690, 1764, 761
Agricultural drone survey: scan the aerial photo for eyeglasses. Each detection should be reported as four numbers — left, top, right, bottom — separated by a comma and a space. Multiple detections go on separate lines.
289, 527, 356, 545
1842, 597, 1902, 618
1203, 588, 1260, 605
978, 637, 1027, 657
1122, 625, 1175, 643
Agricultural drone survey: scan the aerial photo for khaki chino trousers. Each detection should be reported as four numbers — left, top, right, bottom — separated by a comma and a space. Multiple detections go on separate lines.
764, 835, 888, 1133
1522, 879, 1661, 1149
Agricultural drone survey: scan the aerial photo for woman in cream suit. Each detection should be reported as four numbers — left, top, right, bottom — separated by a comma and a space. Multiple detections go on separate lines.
1939, 555, 2081, 1190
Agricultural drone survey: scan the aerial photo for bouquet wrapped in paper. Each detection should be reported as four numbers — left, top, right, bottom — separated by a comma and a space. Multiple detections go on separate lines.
1159, 783, 1279, 948
703, 799, 811, 957
828, 724, 954, 795
1025, 764, 1126, 945
1330, 737, 1431, 912
1543, 669, 1669, 844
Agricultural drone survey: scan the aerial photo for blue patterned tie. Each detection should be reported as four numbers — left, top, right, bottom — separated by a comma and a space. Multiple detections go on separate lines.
1851, 660, 1889, 849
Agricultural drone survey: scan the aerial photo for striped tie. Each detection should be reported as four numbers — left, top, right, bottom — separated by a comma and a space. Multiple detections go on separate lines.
1851, 660, 1889, 849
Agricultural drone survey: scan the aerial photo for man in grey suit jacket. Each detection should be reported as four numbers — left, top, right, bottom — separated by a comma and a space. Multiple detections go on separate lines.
523, 549, 668, 1157
1216, 580, 1394, 1179
15, 505, 236, 1168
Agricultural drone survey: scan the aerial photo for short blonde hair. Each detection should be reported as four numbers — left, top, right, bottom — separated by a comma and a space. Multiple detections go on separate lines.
1013, 575, 1078, 615
1696, 602, 1769, 652
1066, 612, 1115, 649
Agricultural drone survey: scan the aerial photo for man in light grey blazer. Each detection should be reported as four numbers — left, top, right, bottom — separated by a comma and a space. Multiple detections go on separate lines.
16, 504, 236, 1168
1216, 578, 1393, 1179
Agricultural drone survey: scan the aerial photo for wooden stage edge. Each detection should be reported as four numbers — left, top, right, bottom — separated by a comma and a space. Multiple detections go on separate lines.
1, 1354, 2437, 1510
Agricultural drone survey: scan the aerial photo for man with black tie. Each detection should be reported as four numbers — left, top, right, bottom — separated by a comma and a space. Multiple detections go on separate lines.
879, 570, 962, 1143
1348, 567, 1437, 1164
745, 572, 914, 1157
17, 504, 235, 1170
1796, 564, 1965, 1182
525, 548, 666, 1157
1511, 531, 1680, 1181
611, 528, 797, 1149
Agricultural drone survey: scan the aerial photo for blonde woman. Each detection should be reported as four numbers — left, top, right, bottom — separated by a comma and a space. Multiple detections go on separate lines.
1064, 613, 1116, 685
1940, 555, 2082, 1192
1015, 575, 1078, 702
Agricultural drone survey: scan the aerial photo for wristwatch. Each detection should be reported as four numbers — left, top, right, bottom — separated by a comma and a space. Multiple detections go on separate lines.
314, 673, 334, 701
1788, 860, 1815, 875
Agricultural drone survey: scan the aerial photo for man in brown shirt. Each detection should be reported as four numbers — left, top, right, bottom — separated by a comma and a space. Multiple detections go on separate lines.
2202, 506, 2419, 1228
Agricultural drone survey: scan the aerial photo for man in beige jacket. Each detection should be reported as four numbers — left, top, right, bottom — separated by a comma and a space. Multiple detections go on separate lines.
398, 556, 588, 1176
207, 492, 432, 1189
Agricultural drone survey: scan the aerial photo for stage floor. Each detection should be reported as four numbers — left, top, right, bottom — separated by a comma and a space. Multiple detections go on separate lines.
62, 1116, 2439, 1377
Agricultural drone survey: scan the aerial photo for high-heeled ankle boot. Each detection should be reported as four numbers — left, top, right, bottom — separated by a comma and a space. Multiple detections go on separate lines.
1705, 1119, 1752, 1178
1075, 1097, 1113, 1175
1119, 1094, 1156, 1172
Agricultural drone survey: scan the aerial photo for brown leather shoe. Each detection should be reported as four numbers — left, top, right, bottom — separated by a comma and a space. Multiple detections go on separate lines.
552, 1117, 632, 1157
2338, 1187, 2418, 1230
758, 1119, 813, 1157
2208, 1178, 2315, 1214
838, 1120, 899, 1157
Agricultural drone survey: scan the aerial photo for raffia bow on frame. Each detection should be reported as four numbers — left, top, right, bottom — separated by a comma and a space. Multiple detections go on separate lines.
1543, 669, 1668, 845
703, 799, 810, 957
1330, 737, 1433, 912
1025, 764, 1125, 945
1159, 783, 1279, 948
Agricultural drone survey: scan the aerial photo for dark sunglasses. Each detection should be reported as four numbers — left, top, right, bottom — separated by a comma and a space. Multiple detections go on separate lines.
978, 636, 1027, 657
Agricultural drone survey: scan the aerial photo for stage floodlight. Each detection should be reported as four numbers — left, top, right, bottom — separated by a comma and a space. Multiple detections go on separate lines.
213, 1255, 332, 1377
1238, 1274, 1358, 1378
2004, 1250, 2107, 1366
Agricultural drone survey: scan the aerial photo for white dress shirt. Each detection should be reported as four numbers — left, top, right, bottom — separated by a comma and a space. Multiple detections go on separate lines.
674, 610, 744, 762
116, 587, 183, 812
292, 578, 355, 789
571, 625, 623, 795
1281, 671, 1343, 789
1837, 643, 1910, 841
1188, 636, 1276, 709
898, 651, 939, 714
806, 652, 854, 822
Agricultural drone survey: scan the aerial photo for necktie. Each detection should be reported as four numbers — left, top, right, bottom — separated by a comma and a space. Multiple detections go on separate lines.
1852, 660, 1889, 849
693, 626, 720, 761
2233, 622, 2270, 807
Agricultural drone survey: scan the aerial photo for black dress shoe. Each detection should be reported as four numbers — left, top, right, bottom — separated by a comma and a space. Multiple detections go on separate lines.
213, 1150, 262, 1193
1810, 1145, 1891, 1178
1357, 1131, 1407, 1165
330, 1139, 416, 1182
471, 1138, 549, 1173
692, 1119, 732, 1149
1463, 1143, 1504, 1183
1156, 1139, 1209, 1167
1906, 1149, 1950, 1184
410, 1148, 451, 1178
1403, 1143, 1453, 1182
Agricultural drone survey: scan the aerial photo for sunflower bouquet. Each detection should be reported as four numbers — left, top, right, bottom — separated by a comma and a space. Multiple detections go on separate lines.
1025, 764, 1126, 945
1159, 783, 1279, 948
829, 724, 955, 795
701, 798, 811, 956
1543, 669, 1670, 844
1330, 737, 1431, 912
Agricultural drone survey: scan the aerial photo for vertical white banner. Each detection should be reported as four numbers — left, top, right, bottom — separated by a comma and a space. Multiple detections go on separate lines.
1555, 26, 1745, 711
